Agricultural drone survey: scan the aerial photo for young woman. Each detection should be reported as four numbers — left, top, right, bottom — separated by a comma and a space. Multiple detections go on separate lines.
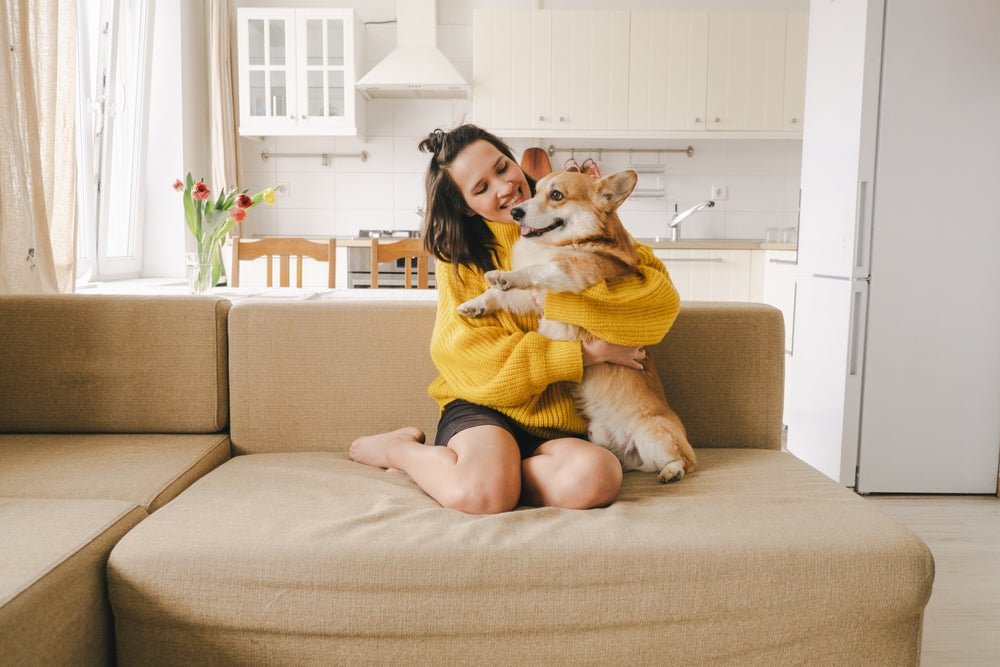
350, 125, 681, 514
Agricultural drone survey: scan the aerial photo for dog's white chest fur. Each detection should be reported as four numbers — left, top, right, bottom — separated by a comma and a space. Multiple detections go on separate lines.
510, 237, 554, 271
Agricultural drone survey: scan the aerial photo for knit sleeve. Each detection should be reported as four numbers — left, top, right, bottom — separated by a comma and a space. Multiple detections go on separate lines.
428, 262, 584, 409
543, 242, 680, 346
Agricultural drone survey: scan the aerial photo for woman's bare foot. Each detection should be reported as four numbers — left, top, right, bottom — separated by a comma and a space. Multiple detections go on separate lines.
349, 426, 426, 470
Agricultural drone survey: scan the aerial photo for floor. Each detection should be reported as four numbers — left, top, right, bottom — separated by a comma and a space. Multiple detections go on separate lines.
866, 494, 1000, 666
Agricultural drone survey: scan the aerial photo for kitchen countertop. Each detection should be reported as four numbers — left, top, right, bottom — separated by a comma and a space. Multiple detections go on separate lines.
336, 237, 796, 251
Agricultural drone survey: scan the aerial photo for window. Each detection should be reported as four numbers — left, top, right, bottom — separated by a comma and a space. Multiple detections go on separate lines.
76, 0, 154, 281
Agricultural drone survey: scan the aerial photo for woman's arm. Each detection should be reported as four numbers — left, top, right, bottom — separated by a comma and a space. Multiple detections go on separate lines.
543, 242, 680, 347
430, 263, 584, 409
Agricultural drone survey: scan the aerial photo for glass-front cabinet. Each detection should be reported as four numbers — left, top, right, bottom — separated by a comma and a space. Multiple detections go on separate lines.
237, 8, 363, 136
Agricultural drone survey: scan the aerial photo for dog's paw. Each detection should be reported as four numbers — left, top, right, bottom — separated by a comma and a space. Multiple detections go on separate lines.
457, 299, 487, 318
657, 460, 686, 484
484, 270, 513, 291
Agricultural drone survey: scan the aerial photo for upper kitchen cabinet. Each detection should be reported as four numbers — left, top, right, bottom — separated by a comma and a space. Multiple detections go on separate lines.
475, 10, 807, 137
236, 8, 364, 137
628, 12, 709, 132
782, 12, 809, 132
474, 9, 630, 134
706, 12, 788, 132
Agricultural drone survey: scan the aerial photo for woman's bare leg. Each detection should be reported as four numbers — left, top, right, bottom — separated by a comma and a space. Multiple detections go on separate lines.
520, 438, 623, 509
350, 425, 522, 514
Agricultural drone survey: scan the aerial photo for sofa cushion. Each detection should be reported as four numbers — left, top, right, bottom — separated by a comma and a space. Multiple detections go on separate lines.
0, 295, 230, 433
0, 433, 230, 512
1, 497, 146, 665
228, 299, 442, 454
227, 300, 784, 455
108, 450, 933, 665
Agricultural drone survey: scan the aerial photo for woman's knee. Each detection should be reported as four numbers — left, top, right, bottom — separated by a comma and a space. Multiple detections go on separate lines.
439, 475, 520, 514
533, 439, 623, 510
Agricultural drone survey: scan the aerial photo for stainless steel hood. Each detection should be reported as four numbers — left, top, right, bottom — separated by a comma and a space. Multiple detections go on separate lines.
356, 0, 470, 100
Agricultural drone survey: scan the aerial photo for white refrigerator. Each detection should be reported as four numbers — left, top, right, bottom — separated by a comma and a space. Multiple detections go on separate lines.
785, 0, 1000, 494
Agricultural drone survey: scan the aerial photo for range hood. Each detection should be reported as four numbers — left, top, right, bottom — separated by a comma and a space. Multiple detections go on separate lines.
356, 0, 470, 100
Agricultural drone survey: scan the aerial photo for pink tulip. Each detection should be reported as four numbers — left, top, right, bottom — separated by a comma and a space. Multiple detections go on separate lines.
229, 207, 246, 223
172, 179, 184, 191
236, 193, 253, 209
192, 182, 210, 200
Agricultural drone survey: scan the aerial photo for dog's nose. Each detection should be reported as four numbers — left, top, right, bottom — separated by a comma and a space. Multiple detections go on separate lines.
511, 207, 525, 222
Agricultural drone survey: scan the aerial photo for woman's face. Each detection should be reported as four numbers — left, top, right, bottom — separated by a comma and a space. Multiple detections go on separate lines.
447, 140, 530, 224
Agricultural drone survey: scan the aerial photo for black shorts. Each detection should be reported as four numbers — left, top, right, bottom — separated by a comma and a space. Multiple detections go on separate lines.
434, 399, 547, 459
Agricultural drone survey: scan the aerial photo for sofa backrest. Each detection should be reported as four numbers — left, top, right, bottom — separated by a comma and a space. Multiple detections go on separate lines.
0, 295, 230, 433
227, 299, 784, 454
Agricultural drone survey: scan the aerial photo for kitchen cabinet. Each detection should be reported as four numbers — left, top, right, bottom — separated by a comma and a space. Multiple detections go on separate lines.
236, 8, 363, 137
762, 249, 797, 354
473, 10, 629, 133
782, 13, 809, 131
475, 10, 806, 137
706, 12, 789, 132
628, 12, 709, 132
655, 249, 756, 301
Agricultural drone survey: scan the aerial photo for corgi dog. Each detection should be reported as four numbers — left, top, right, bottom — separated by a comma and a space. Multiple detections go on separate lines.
458, 169, 696, 483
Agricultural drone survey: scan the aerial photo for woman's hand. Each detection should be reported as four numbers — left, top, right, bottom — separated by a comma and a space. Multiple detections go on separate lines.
581, 338, 646, 370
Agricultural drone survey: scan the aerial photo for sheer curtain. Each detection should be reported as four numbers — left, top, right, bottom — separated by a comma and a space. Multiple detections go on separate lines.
0, 0, 77, 293
208, 0, 242, 216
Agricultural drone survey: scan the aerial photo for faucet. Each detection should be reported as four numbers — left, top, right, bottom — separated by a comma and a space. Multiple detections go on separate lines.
669, 200, 715, 241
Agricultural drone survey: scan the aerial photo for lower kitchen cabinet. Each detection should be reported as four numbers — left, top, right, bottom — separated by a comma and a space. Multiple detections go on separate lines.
762, 249, 797, 354
655, 249, 757, 302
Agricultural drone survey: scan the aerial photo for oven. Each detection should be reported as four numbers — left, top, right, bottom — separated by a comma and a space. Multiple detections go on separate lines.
347, 230, 436, 289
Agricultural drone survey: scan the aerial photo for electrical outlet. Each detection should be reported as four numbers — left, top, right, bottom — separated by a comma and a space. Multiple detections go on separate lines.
710, 185, 728, 201
276, 182, 290, 197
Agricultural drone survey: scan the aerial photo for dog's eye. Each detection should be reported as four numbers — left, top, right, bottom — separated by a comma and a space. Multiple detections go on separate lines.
549, 189, 563, 201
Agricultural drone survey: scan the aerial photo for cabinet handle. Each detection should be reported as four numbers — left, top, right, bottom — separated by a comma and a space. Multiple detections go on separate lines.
559, 116, 565, 122
666, 257, 724, 263
790, 117, 799, 124
538, 115, 545, 121
768, 259, 797, 265
694, 117, 702, 123
713, 117, 721, 123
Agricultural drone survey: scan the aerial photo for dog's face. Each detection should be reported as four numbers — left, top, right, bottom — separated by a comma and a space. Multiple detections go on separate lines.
510, 169, 638, 243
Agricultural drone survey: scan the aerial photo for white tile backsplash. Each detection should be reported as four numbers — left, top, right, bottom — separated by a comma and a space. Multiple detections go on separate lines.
241, 113, 801, 242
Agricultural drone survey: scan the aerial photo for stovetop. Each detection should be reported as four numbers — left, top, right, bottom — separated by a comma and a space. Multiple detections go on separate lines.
356, 229, 421, 239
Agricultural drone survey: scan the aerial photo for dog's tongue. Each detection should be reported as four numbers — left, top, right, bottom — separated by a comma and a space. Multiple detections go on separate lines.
520, 226, 534, 237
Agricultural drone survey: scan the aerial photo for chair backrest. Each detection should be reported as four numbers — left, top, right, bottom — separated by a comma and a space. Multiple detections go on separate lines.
231, 237, 336, 288
370, 237, 430, 289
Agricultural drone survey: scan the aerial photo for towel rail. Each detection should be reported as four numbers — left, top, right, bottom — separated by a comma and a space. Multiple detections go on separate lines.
546, 145, 694, 159
260, 150, 369, 167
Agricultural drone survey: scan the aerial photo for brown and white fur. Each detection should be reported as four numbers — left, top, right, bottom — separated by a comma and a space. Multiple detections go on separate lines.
458, 169, 696, 483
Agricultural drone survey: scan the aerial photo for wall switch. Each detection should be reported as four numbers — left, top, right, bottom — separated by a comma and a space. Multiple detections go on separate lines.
710, 185, 728, 201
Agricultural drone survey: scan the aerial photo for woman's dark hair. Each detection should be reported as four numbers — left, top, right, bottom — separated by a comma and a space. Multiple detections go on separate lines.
418, 124, 535, 276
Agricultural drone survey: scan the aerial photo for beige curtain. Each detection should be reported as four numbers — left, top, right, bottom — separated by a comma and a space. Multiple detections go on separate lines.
208, 0, 242, 224
0, 0, 77, 293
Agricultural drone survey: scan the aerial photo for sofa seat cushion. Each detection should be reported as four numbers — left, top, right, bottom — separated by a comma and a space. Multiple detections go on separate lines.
108, 449, 933, 665
0, 433, 230, 512
1, 497, 146, 665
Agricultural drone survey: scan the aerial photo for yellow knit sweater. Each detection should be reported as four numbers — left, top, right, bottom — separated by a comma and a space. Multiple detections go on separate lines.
428, 221, 681, 438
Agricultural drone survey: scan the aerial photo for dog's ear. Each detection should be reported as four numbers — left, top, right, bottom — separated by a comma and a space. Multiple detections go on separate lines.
596, 170, 638, 210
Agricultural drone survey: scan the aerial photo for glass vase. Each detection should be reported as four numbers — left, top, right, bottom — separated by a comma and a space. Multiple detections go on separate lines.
186, 251, 216, 294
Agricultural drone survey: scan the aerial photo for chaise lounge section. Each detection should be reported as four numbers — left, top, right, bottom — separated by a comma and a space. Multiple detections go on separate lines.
0, 295, 232, 664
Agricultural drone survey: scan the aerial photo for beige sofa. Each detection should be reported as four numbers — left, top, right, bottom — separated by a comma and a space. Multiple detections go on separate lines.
0, 295, 934, 665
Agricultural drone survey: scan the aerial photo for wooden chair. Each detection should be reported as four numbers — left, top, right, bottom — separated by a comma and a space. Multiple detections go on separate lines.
370, 237, 431, 289
230, 237, 336, 288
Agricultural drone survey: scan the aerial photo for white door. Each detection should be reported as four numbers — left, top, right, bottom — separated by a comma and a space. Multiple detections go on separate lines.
785, 276, 859, 485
